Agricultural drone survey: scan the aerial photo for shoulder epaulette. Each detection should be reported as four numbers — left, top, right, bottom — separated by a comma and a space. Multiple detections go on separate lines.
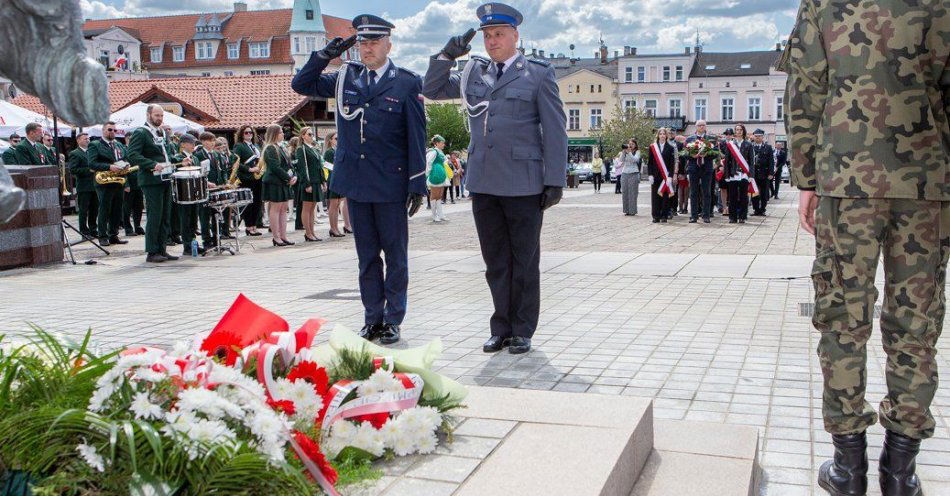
528, 58, 551, 67
397, 66, 420, 79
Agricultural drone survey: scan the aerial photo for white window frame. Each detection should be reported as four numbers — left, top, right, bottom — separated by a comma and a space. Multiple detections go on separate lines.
637, 66, 645, 82
775, 96, 784, 120
662, 66, 671, 82
623, 99, 637, 112
249, 42, 270, 59
694, 98, 707, 121
675, 65, 684, 81
644, 99, 657, 117
149, 46, 162, 63
668, 99, 682, 118
196, 41, 214, 60
568, 109, 580, 130
624, 66, 633, 82
721, 97, 735, 121
227, 42, 239, 59
589, 108, 603, 130
747, 96, 762, 121
293, 37, 301, 54
172, 46, 185, 62
305, 36, 316, 53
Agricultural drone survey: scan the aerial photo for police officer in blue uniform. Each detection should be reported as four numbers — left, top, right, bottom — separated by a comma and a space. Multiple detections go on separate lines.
424, 3, 568, 355
291, 14, 427, 345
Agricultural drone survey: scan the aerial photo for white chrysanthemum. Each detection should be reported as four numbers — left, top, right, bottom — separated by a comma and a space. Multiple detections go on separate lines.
130, 392, 163, 420
116, 350, 165, 370
390, 430, 415, 456
177, 388, 244, 420
357, 369, 405, 397
351, 422, 385, 457
187, 418, 235, 445
88, 386, 113, 412
415, 432, 438, 454
132, 367, 167, 383
76, 443, 106, 472
248, 408, 287, 445
329, 419, 358, 442
284, 381, 323, 422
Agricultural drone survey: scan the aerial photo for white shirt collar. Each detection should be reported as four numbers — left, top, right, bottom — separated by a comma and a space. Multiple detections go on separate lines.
494, 52, 520, 72
366, 59, 391, 80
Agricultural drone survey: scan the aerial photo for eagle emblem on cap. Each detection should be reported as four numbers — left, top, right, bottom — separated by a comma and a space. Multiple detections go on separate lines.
361, 16, 368, 23
485, 4, 492, 14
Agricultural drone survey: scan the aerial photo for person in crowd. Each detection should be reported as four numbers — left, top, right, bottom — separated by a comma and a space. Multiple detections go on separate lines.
449, 150, 464, 200
40, 134, 57, 166
426, 135, 450, 223
261, 124, 296, 247
772, 141, 787, 199
750, 128, 774, 216
720, 125, 753, 224
645, 128, 677, 224
685, 119, 716, 223
194, 132, 223, 248
612, 147, 622, 194
14, 123, 46, 165
215, 137, 238, 238
126, 104, 183, 263
121, 130, 145, 237
322, 132, 352, 237
590, 149, 604, 193
618, 142, 641, 215
68, 131, 97, 237
172, 134, 205, 255
674, 135, 689, 213
717, 148, 729, 217
87, 121, 129, 247
2, 133, 20, 164
233, 125, 264, 237
293, 127, 325, 242
161, 124, 183, 246
782, 3, 948, 495
444, 153, 456, 204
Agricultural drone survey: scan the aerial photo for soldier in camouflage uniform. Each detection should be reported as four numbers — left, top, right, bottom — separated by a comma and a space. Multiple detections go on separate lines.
780, 1, 948, 495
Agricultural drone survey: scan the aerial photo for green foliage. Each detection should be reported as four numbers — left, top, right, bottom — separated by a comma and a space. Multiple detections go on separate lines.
327, 347, 376, 384
426, 103, 470, 153
592, 106, 656, 160
333, 457, 382, 488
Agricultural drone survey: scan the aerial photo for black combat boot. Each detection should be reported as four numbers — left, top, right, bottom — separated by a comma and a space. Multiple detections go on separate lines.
818, 432, 868, 496
879, 430, 922, 496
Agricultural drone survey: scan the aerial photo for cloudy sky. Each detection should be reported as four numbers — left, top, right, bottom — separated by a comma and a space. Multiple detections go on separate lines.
81, 0, 799, 72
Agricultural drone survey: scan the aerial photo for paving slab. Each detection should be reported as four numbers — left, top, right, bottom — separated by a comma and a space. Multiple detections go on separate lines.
679, 254, 756, 278
613, 253, 697, 276
630, 450, 756, 496
549, 252, 641, 275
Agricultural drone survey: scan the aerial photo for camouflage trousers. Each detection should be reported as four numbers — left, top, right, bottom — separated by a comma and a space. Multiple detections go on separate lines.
813, 197, 949, 440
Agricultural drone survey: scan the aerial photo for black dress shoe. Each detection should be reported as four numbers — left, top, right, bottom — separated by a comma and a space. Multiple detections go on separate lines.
145, 253, 167, 263
245, 230, 263, 237
135, 226, 145, 235
652, 219, 660, 223
482, 336, 510, 353
358, 323, 382, 340
818, 432, 868, 496
739, 219, 746, 224
98, 237, 111, 246
660, 218, 668, 223
879, 430, 923, 496
329, 231, 345, 238
703, 218, 711, 223
509, 336, 531, 354
378, 324, 400, 345
125, 230, 136, 237
344, 227, 354, 234
109, 236, 129, 245
161, 252, 179, 261
689, 218, 698, 223
729, 219, 738, 224
281, 239, 295, 246
171, 235, 183, 244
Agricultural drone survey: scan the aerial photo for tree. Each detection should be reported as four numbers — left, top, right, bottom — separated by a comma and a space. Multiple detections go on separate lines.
426, 103, 470, 153
592, 106, 656, 160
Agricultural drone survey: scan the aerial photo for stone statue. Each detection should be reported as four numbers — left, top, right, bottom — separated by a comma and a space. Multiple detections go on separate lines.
0, 0, 110, 222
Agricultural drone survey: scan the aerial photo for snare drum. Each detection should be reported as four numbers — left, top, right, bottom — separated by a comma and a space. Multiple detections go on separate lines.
232, 188, 254, 206
207, 189, 236, 207
171, 168, 209, 204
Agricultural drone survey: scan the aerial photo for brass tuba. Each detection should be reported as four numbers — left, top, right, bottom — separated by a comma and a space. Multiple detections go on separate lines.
95, 165, 139, 186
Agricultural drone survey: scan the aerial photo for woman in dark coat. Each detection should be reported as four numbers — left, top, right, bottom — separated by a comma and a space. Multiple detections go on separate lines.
261, 124, 296, 246
294, 127, 325, 242
645, 128, 678, 223
322, 132, 351, 237
233, 125, 264, 236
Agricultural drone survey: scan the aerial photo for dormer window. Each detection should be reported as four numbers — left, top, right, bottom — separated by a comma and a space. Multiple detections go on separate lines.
306, 9, 314, 20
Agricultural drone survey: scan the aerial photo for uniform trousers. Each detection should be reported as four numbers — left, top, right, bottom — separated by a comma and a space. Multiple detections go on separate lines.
688, 166, 714, 220
471, 193, 543, 339
813, 197, 949, 440
76, 191, 98, 235
726, 180, 749, 222
123, 188, 144, 232
95, 184, 123, 238
243, 179, 263, 228
348, 199, 409, 326
167, 202, 181, 239
751, 177, 770, 213
621, 172, 640, 215
142, 184, 171, 255
179, 205, 200, 248
649, 176, 670, 221
772, 166, 783, 198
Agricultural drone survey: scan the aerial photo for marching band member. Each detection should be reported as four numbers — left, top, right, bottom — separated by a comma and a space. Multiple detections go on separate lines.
293, 127, 325, 242
215, 137, 238, 239
172, 134, 204, 255
87, 121, 129, 246
68, 132, 98, 237
194, 132, 223, 247
162, 124, 183, 246
261, 124, 297, 247
234, 125, 264, 236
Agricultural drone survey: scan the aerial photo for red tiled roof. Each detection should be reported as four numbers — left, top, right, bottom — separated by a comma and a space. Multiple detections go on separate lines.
82, 9, 355, 70
11, 74, 310, 131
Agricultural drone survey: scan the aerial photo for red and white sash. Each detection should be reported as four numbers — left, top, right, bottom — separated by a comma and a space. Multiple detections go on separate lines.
725, 141, 759, 197
649, 143, 674, 197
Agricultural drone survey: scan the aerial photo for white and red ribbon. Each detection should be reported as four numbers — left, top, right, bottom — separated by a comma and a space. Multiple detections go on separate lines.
726, 141, 759, 197
650, 143, 674, 197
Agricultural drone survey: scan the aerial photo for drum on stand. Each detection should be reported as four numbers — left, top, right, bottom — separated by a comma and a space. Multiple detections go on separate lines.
232, 188, 254, 206
171, 167, 209, 205
208, 189, 237, 207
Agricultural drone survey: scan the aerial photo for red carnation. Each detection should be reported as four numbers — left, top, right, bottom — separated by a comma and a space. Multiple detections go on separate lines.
267, 398, 296, 416
288, 361, 330, 394
292, 430, 338, 485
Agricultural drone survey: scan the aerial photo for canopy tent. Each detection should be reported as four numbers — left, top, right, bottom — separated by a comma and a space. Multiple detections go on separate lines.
0, 100, 72, 139
87, 102, 205, 138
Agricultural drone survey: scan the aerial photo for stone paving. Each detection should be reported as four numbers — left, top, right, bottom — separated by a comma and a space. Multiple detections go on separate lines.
2, 181, 948, 495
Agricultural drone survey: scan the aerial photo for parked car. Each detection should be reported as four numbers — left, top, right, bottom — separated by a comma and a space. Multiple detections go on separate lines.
574, 164, 592, 183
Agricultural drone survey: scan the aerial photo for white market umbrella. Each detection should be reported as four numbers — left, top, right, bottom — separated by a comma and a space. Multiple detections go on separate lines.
0, 100, 72, 139
87, 102, 204, 138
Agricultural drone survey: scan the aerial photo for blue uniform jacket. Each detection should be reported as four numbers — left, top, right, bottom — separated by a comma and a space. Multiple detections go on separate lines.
291, 55, 427, 203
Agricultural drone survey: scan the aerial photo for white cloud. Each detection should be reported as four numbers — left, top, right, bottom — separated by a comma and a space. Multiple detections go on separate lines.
79, 0, 125, 19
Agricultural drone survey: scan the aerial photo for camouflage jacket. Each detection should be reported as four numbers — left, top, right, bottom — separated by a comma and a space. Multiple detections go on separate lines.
778, 0, 949, 200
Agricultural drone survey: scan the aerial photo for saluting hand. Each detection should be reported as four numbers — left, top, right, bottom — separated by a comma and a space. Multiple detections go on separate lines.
441, 28, 477, 60
319, 35, 358, 60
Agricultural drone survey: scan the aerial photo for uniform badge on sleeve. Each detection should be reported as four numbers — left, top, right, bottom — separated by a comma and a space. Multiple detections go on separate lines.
417, 93, 425, 103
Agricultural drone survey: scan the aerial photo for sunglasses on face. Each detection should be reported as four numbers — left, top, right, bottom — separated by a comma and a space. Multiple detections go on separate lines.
244, 131, 253, 135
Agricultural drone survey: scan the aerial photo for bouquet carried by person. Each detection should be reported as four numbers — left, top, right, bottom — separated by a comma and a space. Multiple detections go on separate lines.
679, 137, 721, 160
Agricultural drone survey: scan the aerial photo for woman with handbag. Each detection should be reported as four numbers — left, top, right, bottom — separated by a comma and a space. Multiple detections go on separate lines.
261, 124, 297, 246
426, 135, 450, 223
294, 127, 325, 242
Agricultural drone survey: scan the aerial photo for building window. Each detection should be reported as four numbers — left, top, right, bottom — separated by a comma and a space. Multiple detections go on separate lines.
590, 108, 603, 129
668, 99, 682, 118
294, 37, 301, 54
623, 99, 637, 113
305, 9, 314, 20
694, 98, 707, 121
776, 96, 784, 120
249, 42, 270, 58
721, 97, 735, 121
567, 85, 573, 93
590, 84, 595, 93
747, 96, 762, 121
662, 66, 671, 82
305, 36, 316, 53
224, 71, 234, 76
201, 72, 211, 77
624, 67, 633, 82
568, 109, 580, 130
250, 69, 271, 75
597, 84, 602, 93
637, 66, 645, 82
675, 65, 684, 81
698, 82, 704, 89
196, 41, 214, 60
172, 46, 184, 62
644, 99, 657, 117
227, 43, 239, 59
149, 47, 162, 63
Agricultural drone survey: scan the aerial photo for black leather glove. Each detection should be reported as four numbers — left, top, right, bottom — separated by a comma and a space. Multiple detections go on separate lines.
407, 193, 424, 217
540, 186, 563, 211
440, 28, 477, 60
317, 35, 357, 60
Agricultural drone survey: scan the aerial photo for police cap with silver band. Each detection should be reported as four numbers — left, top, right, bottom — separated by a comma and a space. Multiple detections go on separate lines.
352, 14, 394, 40
752, 128, 766, 136
476, 2, 523, 29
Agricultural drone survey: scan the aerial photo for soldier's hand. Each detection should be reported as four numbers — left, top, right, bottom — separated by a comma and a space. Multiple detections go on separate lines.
799, 190, 819, 236
318, 35, 358, 60
540, 186, 563, 211
441, 29, 477, 60
407, 193, 424, 217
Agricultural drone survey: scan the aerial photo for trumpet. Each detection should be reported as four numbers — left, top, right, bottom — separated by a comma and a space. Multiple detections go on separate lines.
95, 162, 140, 186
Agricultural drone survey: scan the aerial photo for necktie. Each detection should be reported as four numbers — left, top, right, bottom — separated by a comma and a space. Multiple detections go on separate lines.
368, 70, 377, 89
496, 62, 505, 79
